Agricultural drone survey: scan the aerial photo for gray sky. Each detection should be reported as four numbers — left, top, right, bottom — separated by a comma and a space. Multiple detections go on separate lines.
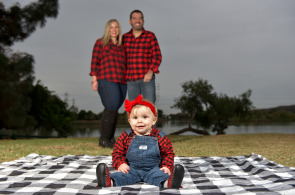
5, 0, 295, 114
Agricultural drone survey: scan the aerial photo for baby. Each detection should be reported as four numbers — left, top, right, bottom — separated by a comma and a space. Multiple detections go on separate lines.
96, 94, 184, 188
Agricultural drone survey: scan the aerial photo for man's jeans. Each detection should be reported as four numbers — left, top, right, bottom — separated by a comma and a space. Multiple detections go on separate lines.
127, 74, 156, 103
98, 79, 127, 111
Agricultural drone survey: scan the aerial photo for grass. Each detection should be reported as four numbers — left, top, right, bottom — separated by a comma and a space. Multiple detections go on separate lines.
0, 133, 295, 167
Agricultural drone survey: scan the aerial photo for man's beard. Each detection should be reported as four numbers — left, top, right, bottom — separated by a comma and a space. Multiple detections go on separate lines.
132, 23, 143, 30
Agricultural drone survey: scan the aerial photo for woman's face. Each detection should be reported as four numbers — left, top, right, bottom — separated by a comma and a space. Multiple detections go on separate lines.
110, 22, 119, 39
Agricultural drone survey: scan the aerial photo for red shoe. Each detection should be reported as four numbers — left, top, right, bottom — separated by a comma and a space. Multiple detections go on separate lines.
96, 163, 112, 187
167, 164, 184, 188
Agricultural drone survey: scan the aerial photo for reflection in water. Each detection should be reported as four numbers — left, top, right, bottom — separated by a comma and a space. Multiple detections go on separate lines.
226, 123, 295, 134
0, 128, 59, 138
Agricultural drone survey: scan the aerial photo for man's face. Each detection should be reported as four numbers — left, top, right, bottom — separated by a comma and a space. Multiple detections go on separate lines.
129, 12, 144, 30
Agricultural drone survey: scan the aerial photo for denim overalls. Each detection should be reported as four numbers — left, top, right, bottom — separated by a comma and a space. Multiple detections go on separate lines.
110, 129, 170, 187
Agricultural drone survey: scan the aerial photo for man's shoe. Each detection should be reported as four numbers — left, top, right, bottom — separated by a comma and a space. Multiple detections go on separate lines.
167, 164, 184, 188
96, 163, 112, 187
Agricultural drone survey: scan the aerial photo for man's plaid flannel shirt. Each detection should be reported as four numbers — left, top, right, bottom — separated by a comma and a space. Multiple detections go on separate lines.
123, 28, 162, 81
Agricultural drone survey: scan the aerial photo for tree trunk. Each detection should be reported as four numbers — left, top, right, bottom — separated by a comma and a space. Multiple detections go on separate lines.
216, 128, 226, 135
169, 126, 210, 136
188, 111, 196, 129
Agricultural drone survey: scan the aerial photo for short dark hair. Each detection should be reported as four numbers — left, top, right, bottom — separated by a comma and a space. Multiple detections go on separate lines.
130, 10, 144, 20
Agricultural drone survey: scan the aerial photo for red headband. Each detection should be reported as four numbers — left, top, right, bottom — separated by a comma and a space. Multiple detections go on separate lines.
125, 95, 156, 116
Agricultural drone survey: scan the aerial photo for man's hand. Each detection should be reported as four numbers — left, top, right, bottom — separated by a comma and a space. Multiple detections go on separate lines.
143, 70, 153, 82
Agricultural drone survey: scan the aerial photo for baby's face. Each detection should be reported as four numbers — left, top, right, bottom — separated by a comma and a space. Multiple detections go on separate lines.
128, 105, 157, 135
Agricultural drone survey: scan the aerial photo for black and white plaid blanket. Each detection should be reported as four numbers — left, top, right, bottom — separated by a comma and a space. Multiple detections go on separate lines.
0, 153, 294, 194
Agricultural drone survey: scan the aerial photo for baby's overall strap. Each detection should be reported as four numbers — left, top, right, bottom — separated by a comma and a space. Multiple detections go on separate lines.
125, 129, 133, 135
158, 130, 166, 138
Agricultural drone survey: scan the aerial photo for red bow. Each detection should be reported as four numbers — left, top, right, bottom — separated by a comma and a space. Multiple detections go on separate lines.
125, 95, 156, 116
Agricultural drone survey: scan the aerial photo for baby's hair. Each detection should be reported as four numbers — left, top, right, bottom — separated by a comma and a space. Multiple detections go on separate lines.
129, 99, 158, 117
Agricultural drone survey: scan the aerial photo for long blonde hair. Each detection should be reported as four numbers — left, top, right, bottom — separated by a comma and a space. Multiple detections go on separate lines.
101, 19, 122, 47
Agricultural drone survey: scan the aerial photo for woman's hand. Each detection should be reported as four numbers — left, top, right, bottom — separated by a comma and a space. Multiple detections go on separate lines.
91, 76, 98, 91
91, 81, 98, 91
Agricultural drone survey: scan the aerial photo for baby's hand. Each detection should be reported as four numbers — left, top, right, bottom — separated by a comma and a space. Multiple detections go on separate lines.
160, 166, 171, 175
118, 163, 130, 174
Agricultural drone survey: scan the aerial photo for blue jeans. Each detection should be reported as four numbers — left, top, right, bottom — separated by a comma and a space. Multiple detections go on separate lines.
127, 74, 156, 103
98, 80, 127, 111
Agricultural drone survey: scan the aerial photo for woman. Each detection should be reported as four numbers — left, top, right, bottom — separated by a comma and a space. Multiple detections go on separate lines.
90, 19, 126, 148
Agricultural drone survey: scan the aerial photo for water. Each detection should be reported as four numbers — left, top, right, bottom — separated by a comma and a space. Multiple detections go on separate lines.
1, 121, 295, 138
225, 123, 295, 135
69, 121, 295, 138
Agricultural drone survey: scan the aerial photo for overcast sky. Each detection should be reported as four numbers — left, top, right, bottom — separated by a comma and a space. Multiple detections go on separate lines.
5, 0, 295, 114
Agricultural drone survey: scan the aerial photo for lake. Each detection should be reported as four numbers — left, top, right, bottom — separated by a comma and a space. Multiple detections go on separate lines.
69, 121, 295, 138
1, 121, 295, 138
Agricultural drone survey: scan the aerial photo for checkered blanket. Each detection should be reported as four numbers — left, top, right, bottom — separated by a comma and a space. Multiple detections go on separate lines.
0, 153, 294, 194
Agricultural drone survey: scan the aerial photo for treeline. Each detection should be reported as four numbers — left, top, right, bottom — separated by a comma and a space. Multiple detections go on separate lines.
74, 110, 120, 121
73, 110, 102, 121
0, 62, 74, 137
169, 106, 295, 123
242, 106, 295, 123
74, 109, 164, 121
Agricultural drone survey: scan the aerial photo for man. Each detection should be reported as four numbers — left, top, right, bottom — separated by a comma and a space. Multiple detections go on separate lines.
123, 10, 162, 103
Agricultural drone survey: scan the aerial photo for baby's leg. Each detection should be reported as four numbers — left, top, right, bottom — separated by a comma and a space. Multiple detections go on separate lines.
110, 168, 141, 186
143, 167, 170, 187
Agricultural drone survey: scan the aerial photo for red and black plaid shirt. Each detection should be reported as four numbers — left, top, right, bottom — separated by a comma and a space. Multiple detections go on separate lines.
90, 39, 126, 84
123, 28, 162, 81
112, 127, 175, 173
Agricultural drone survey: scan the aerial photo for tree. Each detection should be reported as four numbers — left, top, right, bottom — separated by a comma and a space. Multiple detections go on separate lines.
171, 79, 215, 135
210, 90, 253, 134
0, 51, 35, 129
78, 110, 87, 120
0, 0, 59, 46
172, 78, 253, 135
0, 0, 61, 133
86, 110, 98, 120
157, 109, 164, 119
28, 81, 73, 137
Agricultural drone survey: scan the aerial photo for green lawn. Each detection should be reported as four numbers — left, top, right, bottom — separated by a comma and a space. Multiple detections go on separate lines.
1, 133, 294, 167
